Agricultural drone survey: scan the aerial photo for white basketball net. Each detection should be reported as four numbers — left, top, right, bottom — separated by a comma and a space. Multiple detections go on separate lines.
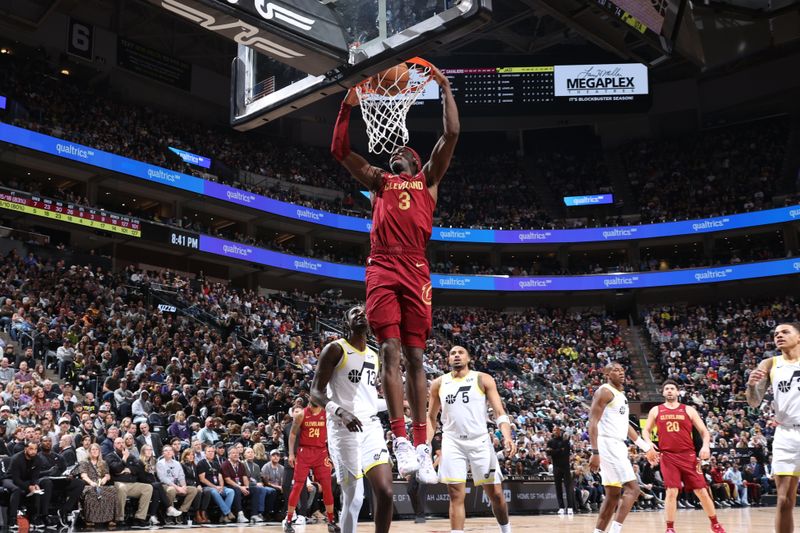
355, 59, 433, 155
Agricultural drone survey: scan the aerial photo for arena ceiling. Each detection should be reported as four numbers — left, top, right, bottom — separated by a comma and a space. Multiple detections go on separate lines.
1, 0, 799, 81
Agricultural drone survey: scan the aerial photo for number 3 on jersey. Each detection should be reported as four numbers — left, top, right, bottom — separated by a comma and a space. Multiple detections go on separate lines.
398, 191, 411, 210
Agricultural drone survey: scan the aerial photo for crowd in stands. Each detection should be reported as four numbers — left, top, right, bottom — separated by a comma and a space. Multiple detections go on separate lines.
2, 49, 795, 234
0, 49, 357, 209
0, 246, 334, 528
0, 237, 789, 527
623, 118, 790, 224
535, 145, 611, 200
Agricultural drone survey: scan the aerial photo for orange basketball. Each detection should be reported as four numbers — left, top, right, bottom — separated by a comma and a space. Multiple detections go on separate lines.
375, 63, 410, 96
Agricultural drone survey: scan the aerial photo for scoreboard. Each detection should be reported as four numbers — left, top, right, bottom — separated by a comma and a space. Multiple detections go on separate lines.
417, 63, 651, 115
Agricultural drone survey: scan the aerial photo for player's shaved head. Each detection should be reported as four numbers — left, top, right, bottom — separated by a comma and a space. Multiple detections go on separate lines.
603, 362, 625, 387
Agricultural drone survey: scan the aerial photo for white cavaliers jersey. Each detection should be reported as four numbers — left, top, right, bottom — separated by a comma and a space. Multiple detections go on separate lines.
439, 370, 489, 440
770, 355, 800, 426
327, 339, 380, 421
598, 384, 630, 441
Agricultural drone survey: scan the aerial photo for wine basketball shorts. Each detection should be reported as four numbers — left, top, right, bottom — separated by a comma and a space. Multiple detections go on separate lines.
292, 446, 332, 485
365, 252, 432, 348
660, 451, 707, 490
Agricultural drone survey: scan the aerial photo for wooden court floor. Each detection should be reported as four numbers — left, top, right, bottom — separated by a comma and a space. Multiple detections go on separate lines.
108, 507, 800, 533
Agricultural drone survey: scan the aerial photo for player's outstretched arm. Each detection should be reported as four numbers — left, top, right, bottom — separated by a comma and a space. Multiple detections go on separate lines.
588, 387, 612, 472
426, 377, 442, 446
686, 405, 712, 460
481, 373, 516, 457
423, 66, 459, 190
746, 357, 773, 408
331, 89, 383, 191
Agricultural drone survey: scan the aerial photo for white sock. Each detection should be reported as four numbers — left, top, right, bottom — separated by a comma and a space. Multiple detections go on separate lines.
499, 523, 511, 533
609, 521, 623, 533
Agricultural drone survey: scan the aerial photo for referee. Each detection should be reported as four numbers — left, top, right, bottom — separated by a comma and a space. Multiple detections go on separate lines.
546, 426, 575, 516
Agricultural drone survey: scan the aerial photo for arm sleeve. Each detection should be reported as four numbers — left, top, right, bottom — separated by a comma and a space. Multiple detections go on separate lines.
330, 103, 352, 161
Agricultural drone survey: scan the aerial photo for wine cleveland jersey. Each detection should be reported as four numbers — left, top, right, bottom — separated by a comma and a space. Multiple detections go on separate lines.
370, 171, 435, 254
299, 407, 327, 448
655, 404, 695, 453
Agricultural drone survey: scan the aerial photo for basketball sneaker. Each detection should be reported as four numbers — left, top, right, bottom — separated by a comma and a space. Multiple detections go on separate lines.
282, 514, 305, 533
665, 528, 676, 533
394, 437, 419, 476
710, 524, 726, 533
415, 443, 438, 484
327, 522, 342, 533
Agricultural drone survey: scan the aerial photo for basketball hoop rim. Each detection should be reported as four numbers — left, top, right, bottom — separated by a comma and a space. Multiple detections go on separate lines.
355, 57, 435, 95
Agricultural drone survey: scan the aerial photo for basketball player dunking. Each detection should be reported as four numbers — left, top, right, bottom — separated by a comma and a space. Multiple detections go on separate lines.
331, 64, 458, 482
284, 402, 338, 533
643, 380, 726, 533
589, 363, 658, 533
427, 346, 515, 533
310, 305, 393, 533
746, 322, 800, 533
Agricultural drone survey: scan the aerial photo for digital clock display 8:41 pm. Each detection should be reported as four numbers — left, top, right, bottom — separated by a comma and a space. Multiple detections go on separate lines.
171, 231, 199, 249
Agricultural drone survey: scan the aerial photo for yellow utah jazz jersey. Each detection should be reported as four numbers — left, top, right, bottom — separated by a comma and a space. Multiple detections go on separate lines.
439, 370, 488, 440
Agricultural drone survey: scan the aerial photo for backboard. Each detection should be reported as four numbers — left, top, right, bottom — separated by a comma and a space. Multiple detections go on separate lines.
231, 0, 492, 130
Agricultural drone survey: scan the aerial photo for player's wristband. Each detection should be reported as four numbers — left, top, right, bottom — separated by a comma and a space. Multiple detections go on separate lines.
634, 437, 652, 452
325, 401, 343, 419
495, 414, 510, 427
590, 449, 599, 455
